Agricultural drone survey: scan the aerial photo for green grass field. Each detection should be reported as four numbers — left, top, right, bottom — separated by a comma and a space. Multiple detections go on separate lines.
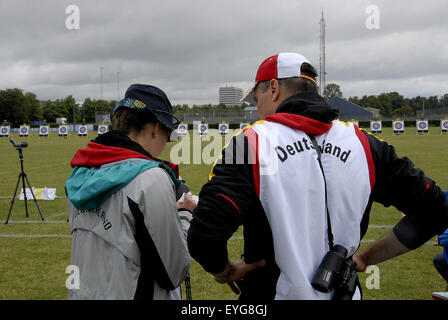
0, 127, 447, 300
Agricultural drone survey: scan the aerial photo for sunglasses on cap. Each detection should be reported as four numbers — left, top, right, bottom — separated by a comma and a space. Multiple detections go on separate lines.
153, 109, 181, 142
153, 109, 181, 129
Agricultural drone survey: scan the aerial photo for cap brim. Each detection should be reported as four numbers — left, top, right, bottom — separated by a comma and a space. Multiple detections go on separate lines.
241, 85, 256, 105
111, 98, 177, 131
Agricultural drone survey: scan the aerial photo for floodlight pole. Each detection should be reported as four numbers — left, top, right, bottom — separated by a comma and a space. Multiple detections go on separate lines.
117, 71, 120, 100
100, 66, 104, 100
319, 11, 327, 96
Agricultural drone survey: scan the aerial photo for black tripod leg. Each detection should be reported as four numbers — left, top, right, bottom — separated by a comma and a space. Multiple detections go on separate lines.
22, 173, 29, 218
23, 174, 45, 221
5, 174, 22, 225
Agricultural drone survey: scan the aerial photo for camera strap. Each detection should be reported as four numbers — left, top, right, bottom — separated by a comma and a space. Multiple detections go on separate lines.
308, 134, 335, 250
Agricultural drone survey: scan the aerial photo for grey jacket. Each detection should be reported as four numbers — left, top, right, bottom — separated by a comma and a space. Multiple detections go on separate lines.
68, 164, 191, 300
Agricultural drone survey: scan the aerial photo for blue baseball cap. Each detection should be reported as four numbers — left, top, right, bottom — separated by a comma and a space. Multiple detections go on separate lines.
110, 84, 180, 131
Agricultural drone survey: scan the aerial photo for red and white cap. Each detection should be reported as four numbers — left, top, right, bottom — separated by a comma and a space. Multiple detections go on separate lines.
241, 53, 317, 105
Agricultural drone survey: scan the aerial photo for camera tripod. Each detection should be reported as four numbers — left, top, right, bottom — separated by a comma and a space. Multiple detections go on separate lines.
5, 140, 45, 224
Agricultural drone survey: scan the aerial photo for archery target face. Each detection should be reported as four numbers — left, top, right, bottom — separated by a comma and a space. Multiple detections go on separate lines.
79, 126, 87, 134
219, 124, 228, 133
20, 126, 29, 135
417, 121, 428, 130
40, 126, 48, 135
371, 122, 381, 131
98, 125, 107, 134
393, 121, 404, 131
442, 120, 448, 130
177, 124, 187, 133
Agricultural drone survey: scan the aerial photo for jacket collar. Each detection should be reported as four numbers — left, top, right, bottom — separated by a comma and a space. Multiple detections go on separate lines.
265, 92, 339, 136
70, 130, 179, 177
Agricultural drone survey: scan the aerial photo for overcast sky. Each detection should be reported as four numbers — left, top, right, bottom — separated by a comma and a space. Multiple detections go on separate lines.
0, 0, 447, 105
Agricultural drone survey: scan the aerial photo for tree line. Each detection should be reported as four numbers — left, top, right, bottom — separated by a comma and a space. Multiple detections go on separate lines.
0, 88, 118, 126
0, 88, 246, 126
324, 83, 448, 117
1, 86, 447, 126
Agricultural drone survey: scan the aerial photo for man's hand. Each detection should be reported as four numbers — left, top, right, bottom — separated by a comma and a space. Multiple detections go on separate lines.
353, 230, 410, 273
353, 254, 367, 272
212, 259, 266, 295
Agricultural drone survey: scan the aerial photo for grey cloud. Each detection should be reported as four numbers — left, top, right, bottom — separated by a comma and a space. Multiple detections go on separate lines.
0, 0, 447, 103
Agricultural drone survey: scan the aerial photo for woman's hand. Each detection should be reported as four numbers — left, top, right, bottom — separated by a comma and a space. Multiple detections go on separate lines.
177, 193, 197, 212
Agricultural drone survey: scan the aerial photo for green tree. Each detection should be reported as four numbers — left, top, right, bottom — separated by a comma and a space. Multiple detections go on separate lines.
0, 88, 27, 126
388, 92, 405, 113
393, 105, 414, 117
348, 96, 361, 105
42, 100, 65, 122
80, 98, 96, 122
358, 95, 380, 111
426, 96, 439, 109
440, 94, 448, 108
377, 93, 393, 117
62, 95, 79, 122
408, 96, 427, 114
323, 83, 343, 100
24, 92, 43, 122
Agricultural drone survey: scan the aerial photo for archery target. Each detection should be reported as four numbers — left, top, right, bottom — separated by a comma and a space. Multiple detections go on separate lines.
393, 121, 404, 132
198, 123, 208, 135
39, 125, 49, 136
177, 123, 188, 135
19, 126, 29, 136
219, 123, 229, 134
240, 123, 249, 130
417, 120, 428, 131
0, 126, 9, 136
58, 125, 68, 136
370, 121, 382, 132
78, 125, 88, 136
98, 125, 108, 135
442, 120, 448, 131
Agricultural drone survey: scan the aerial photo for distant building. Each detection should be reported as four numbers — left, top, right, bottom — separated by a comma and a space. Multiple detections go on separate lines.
219, 86, 243, 106
328, 96, 375, 120
365, 107, 381, 118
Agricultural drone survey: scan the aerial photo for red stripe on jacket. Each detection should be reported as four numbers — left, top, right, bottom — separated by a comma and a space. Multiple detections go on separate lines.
243, 127, 260, 197
219, 194, 241, 214
354, 125, 376, 190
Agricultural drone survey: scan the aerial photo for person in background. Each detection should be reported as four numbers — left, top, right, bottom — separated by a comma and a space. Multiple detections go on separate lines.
66, 84, 196, 300
431, 191, 448, 300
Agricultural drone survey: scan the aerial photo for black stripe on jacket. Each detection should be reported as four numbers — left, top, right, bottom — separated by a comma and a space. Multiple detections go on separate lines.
128, 197, 175, 300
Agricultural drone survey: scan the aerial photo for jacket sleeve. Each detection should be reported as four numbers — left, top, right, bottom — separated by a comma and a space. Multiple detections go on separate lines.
362, 130, 448, 249
130, 168, 191, 289
439, 229, 448, 248
187, 131, 260, 274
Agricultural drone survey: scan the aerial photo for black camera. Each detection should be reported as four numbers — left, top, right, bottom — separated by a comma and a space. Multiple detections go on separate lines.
311, 244, 359, 300
9, 137, 28, 149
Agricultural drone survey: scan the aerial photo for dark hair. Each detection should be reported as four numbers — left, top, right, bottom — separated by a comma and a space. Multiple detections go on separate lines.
258, 62, 319, 95
112, 108, 158, 134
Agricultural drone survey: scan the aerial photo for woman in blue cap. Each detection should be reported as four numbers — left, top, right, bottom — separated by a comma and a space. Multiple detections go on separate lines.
66, 84, 196, 300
